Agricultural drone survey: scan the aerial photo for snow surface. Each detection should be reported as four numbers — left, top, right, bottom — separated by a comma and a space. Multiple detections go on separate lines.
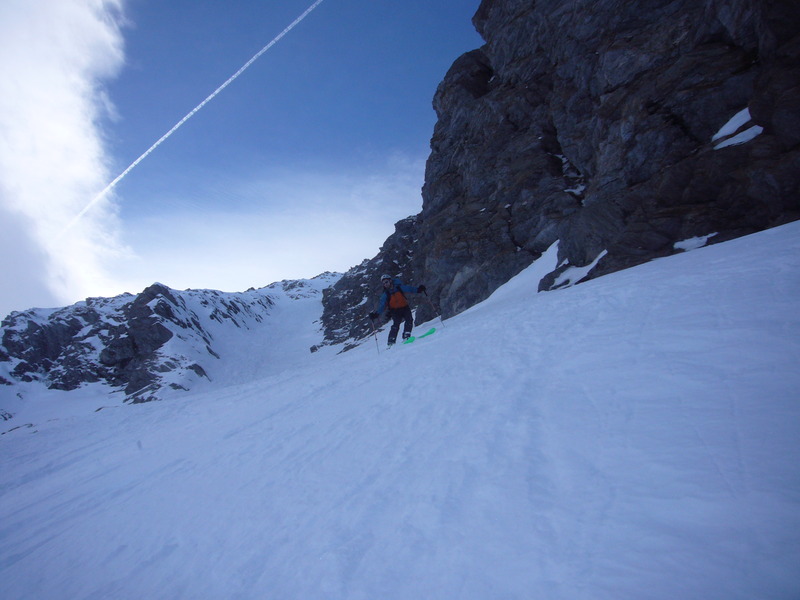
711, 107, 763, 149
712, 107, 753, 141
674, 232, 718, 252
714, 125, 764, 150
2, 223, 800, 599
554, 249, 608, 288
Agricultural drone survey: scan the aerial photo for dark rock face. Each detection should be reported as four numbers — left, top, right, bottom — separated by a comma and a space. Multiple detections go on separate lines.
0, 283, 274, 403
413, 0, 800, 315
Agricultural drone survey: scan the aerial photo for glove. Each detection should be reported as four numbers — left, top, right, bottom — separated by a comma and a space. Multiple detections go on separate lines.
369, 311, 378, 320
417, 284, 426, 294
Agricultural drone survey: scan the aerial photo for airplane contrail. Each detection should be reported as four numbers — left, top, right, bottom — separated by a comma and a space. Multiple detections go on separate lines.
61, 0, 327, 236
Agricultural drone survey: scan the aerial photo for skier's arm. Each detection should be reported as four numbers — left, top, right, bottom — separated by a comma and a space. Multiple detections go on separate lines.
375, 293, 387, 314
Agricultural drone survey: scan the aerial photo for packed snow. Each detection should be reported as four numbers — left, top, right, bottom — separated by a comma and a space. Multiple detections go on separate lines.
712, 106, 764, 150
1, 223, 799, 599
712, 107, 753, 141
714, 125, 764, 150
674, 232, 718, 252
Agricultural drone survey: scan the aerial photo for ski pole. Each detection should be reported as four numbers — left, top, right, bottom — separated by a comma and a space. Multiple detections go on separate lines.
423, 291, 445, 328
367, 315, 381, 354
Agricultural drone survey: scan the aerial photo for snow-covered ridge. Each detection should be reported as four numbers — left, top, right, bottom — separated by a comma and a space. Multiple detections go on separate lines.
0, 272, 341, 406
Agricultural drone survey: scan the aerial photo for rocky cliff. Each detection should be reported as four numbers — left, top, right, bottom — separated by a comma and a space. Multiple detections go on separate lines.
322, 0, 799, 331
0, 276, 337, 405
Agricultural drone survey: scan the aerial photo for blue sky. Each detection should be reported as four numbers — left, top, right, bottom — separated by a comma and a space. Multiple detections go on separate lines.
0, 0, 482, 317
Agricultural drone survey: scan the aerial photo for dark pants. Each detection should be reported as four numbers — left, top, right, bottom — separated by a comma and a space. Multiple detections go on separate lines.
388, 306, 413, 344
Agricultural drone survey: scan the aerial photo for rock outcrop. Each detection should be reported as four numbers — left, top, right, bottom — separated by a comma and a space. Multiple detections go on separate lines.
0, 283, 275, 403
413, 0, 800, 317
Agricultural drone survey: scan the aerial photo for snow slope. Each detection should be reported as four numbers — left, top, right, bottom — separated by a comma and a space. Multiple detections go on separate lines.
1, 223, 799, 599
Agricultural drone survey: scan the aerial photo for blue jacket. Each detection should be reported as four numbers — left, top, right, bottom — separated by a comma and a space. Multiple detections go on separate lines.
375, 278, 420, 314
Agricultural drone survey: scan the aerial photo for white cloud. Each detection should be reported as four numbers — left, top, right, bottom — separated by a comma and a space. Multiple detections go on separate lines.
116, 159, 425, 293
0, 204, 60, 316
0, 0, 128, 317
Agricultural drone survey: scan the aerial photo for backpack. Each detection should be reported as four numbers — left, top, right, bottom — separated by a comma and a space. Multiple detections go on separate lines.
386, 286, 409, 310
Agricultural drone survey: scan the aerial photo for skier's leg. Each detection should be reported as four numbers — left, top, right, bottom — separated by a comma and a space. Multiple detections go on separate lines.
401, 307, 413, 340
388, 311, 401, 345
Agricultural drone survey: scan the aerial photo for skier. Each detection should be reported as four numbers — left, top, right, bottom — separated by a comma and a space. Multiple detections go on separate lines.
369, 274, 426, 346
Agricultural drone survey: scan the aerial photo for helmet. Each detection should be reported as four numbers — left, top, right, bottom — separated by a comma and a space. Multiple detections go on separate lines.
380, 274, 392, 282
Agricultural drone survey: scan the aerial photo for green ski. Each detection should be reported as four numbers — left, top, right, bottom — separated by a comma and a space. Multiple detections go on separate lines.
402, 328, 436, 344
